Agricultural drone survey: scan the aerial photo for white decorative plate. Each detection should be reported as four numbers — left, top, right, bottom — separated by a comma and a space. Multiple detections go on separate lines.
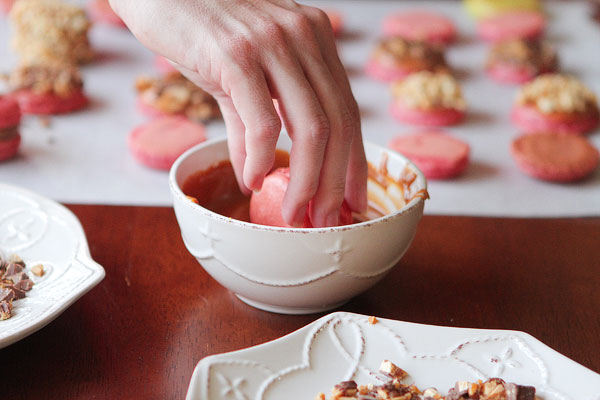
187, 312, 600, 400
0, 183, 105, 349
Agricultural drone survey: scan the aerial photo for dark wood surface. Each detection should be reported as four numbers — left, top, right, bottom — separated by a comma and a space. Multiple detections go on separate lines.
1, 205, 599, 399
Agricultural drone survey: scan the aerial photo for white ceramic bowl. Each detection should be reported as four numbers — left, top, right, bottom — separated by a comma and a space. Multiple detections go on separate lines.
169, 137, 427, 314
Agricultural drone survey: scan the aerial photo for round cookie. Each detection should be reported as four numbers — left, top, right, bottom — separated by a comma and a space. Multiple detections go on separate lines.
510, 133, 599, 182
512, 74, 599, 135
0, 96, 21, 161
365, 37, 448, 82
391, 71, 467, 126
477, 11, 545, 42
486, 40, 557, 84
250, 167, 353, 228
464, 0, 542, 20
128, 116, 206, 170
86, 0, 126, 28
13, 89, 88, 115
382, 11, 457, 45
388, 131, 470, 179
0, 96, 21, 130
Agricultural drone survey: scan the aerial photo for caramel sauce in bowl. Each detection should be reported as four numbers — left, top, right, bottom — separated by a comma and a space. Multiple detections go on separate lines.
169, 136, 427, 314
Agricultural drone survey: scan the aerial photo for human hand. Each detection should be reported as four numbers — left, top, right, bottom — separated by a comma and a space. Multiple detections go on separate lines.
110, 0, 368, 227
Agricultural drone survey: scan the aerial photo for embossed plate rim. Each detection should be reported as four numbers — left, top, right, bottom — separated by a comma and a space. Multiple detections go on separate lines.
0, 183, 105, 349
186, 311, 600, 400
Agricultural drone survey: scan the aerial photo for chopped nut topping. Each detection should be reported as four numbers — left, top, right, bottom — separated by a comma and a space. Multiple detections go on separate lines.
487, 39, 557, 75
380, 360, 407, 380
373, 37, 448, 73
9, 64, 84, 97
315, 393, 326, 400
10, 0, 93, 65
31, 264, 45, 277
516, 74, 598, 114
368, 316, 378, 324
0, 252, 35, 321
392, 71, 467, 111
136, 72, 220, 122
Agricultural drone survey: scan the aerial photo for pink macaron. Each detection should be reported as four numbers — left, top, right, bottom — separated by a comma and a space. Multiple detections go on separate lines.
0, 96, 22, 161
12, 89, 88, 115
86, 0, 126, 28
477, 11, 546, 42
250, 167, 353, 228
391, 101, 466, 126
382, 11, 457, 45
511, 105, 600, 136
388, 131, 470, 179
128, 116, 206, 170
511, 133, 599, 182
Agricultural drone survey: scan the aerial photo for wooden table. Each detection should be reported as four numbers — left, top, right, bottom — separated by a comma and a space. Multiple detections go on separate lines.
1, 205, 598, 399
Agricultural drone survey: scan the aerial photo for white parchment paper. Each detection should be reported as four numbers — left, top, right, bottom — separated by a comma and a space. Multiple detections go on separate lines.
0, 1, 599, 216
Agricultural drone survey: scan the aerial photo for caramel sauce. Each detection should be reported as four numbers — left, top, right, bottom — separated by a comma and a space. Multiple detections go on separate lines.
181, 149, 427, 225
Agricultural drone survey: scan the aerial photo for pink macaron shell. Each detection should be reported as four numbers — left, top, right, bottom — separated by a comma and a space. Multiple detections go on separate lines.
389, 132, 470, 179
486, 63, 538, 84
510, 134, 599, 182
0, 0, 15, 14
391, 101, 465, 126
87, 0, 127, 28
0, 134, 21, 162
136, 96, 182, 119
477, 11, 546, 42
365, 58, 414, 82
511, 104, 600, 135
155, 55, 178, 75
0, 96, 22, 130
13, 89, 88, 115
382, 11, 457, 45
128, 116, 206, 170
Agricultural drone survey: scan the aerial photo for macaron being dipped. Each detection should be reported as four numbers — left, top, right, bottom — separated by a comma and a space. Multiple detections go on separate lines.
366, 37, 448, 82
128, 116, 206, 170
8, 64, 88, 115
477, 11, 546, 42
511, 74, 599, 135
388, 131, 470, 179
391, 71, 467, 126
0, 96, 22, 162
382, 11, 457, 45
486, 39, 557, 84
86, 0, 126, 28
511, 133, 599, 182
250, 168, 353, 228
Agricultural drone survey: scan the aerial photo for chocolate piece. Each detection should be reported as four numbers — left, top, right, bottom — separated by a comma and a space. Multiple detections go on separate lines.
0, 288, 15, 303
516, 385, 536, 400
0, 300, 12, 320
2, 262, 24, 278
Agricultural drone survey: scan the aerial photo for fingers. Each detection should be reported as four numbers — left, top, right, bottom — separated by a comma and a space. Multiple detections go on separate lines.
300, 6, 369, 213
215, 96, 251, 196
224, 63, 282, 192
264, 57, 330, 227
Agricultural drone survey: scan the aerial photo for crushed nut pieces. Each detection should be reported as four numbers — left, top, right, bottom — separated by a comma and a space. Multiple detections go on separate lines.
10, 0, 93, 65
321, 360, 539, 400
392, 71, 467, 112
0, 253, 37, 320
516, 74, 598, 114
135, 72, 221, 122
373, 38, 448, 73
487, 39, 557, 76
8, 63, 84, 97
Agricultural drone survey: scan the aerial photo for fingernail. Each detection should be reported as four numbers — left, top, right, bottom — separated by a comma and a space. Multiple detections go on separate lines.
325, 212, 339, 227
291, 206, 306, 228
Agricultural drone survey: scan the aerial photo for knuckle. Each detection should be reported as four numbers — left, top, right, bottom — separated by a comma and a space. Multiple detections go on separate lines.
251, 117, 281, 143
303, 6, 329, 27
224, 36, 254, 61
309, 114, 330, 146
286, 12, 312, 35
256, 19, 285, 43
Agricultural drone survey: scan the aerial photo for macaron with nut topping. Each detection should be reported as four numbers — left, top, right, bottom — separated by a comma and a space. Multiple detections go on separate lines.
390, 71, 467, 126
511, 74, 599, 135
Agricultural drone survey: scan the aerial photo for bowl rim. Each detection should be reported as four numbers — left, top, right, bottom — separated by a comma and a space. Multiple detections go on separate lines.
169, 137, 427, 233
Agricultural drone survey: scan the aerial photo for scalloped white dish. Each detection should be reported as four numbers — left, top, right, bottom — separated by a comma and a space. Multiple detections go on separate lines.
187, 312, 600, 400
0, 183, 105, 349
